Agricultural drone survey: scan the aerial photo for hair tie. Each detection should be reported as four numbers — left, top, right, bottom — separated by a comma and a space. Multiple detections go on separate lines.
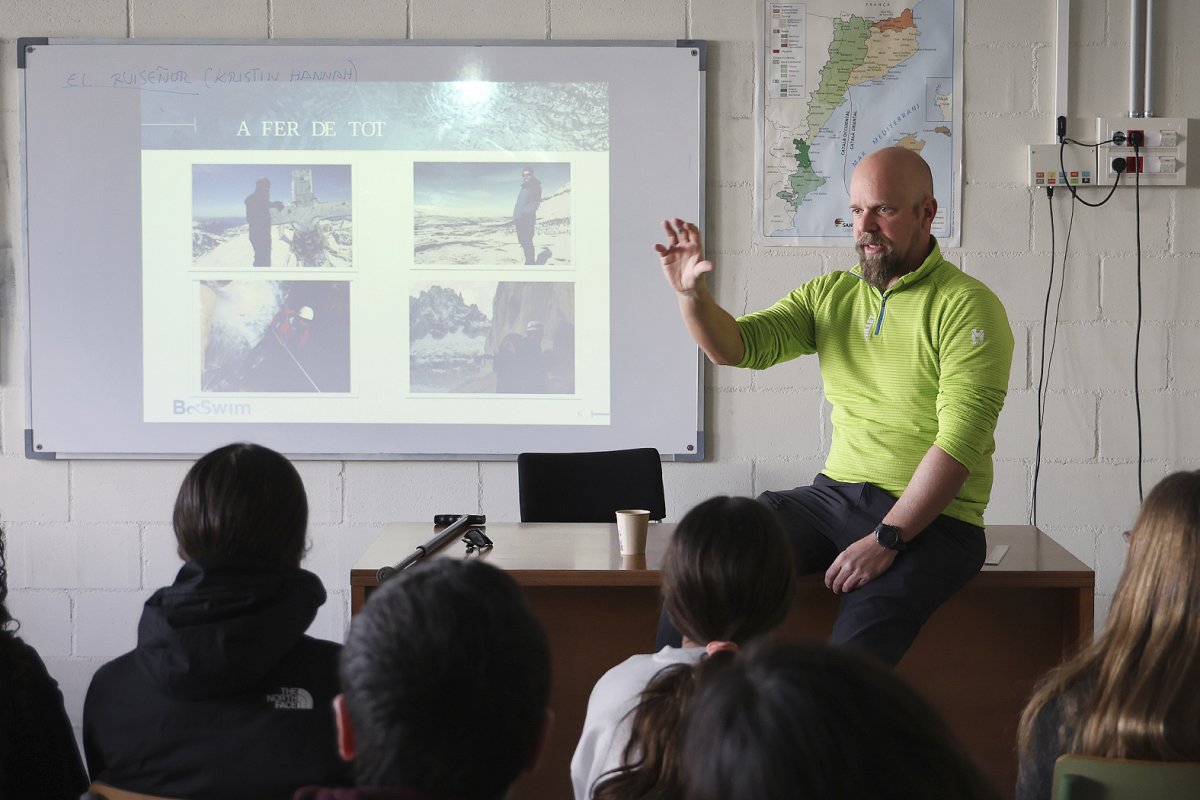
705, 641, 739, 656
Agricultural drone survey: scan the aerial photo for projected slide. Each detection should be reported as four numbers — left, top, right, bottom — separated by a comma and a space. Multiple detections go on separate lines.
141, 81, 610, 426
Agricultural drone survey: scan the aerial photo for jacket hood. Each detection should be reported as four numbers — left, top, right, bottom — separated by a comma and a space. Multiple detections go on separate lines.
134, 557, 326, 699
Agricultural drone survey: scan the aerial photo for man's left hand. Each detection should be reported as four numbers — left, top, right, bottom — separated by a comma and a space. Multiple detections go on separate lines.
825, 533, 898, 594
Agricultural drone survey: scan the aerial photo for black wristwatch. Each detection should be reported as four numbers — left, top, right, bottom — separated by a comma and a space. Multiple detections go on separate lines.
874, 522, 907, 552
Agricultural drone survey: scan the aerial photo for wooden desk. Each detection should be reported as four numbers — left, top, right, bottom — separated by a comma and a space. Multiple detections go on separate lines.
351, 523, 1093, 799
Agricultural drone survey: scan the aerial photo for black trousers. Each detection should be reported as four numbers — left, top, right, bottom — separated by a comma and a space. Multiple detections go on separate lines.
655, 474, 986, 666
250, 228, 271, 267
515, 215, 536, 264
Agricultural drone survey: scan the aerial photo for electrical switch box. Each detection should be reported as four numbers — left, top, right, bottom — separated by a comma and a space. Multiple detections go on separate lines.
1028, 143, 1098, 189
1096, 117, 1190, 186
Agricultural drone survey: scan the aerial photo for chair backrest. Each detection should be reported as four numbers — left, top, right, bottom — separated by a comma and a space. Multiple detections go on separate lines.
85, 781, 184, 800
517, 448, 666, 523
1051, 754, 1200, 800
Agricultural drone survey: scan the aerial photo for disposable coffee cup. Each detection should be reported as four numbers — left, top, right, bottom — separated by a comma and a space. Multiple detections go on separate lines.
620, 553, 648, 570
616, 509, 651, 555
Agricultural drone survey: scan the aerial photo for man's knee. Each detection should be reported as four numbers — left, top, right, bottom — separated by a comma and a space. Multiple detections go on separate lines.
830, 610, 920, 667
831, 582, 932, 666
756, 490, 785, 510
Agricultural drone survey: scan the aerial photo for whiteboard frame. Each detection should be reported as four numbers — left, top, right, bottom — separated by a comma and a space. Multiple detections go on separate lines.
19, 37, 706, 461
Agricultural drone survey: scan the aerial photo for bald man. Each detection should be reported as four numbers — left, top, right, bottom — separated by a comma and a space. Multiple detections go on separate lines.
656, 147, 1013, 665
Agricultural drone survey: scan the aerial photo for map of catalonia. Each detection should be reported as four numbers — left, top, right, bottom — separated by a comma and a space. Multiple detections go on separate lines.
778, 8, 919, 208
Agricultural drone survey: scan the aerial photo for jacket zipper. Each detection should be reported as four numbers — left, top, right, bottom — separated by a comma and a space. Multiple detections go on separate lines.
874, 292, 888, 336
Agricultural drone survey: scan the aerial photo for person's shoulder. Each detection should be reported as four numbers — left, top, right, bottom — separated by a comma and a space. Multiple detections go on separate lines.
585, 651, 668, 721
592, 650, 685, 693
803, 265, 861, 284
284, 635, 342, 673
296, 635, 342, 657
83, 650, 143, 720
93, 648, 140, 676
2, 636, 68, 707
270, 635, 343, 690
3, 635, 43, 666
779, 269, 860, 303
86, 650, 140, 693
598, 646, 701, 684
598, 651, 662, 683
931, 257, 997, 294
0, 635, 51, 685
652, 644, 706, 665
931, 260, 1008, 313
800, 269, 867, 308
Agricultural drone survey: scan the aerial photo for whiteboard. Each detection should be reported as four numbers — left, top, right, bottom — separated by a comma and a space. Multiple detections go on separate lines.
19, 38, 705, 460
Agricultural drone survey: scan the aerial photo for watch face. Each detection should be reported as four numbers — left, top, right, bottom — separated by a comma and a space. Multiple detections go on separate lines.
877, 524, 903, 549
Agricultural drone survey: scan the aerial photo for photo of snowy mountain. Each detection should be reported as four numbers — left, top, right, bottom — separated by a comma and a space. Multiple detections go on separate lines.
192, 163, 353, 270
413, 162, 572, 266
410, 281, 575, 394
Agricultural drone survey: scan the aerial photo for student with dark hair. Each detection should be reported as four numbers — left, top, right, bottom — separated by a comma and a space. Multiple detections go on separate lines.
1016, 470, 1200, 800
0, 527, 90, 800
680, 639, 1000, 800
83, 442, 351, 799
293, 557, 553, 800
571, 496, 796, 800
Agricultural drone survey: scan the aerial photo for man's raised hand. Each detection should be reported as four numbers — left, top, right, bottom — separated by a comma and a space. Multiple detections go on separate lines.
655, 219, 714, 295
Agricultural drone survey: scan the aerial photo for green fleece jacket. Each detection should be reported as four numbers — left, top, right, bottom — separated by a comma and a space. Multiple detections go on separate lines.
736, 242, 1013, 527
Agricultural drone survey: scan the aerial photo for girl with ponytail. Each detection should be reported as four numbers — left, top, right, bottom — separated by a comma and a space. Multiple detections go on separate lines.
571, 496, 796, 800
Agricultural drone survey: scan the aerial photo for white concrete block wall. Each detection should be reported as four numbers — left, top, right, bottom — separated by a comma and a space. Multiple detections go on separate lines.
1, 0, 1195, 745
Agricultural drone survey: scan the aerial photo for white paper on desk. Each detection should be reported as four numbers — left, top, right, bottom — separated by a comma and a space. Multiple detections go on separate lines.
984, 544, 1010, 566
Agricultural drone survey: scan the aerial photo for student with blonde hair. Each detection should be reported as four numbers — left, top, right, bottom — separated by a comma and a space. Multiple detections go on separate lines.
571, 496, 796, 800
1017, 470, 1200, 799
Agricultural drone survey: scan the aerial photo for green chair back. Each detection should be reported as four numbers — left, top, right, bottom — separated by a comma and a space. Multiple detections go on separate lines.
1051, 754, 1200, 800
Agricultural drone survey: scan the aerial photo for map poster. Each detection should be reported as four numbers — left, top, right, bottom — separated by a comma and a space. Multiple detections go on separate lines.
756, 0, 964, 247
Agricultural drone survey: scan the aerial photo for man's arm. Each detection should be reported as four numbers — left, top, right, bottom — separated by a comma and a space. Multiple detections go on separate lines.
824, 444, 968, 594
654, 219, 744, 365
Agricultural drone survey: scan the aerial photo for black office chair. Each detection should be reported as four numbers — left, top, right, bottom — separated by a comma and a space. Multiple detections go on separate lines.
517, 448, 666, 523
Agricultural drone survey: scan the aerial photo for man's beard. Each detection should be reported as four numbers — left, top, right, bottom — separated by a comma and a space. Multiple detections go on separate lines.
856, 236, 905, 292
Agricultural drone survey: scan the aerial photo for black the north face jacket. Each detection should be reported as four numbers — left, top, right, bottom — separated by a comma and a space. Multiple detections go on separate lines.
83, 557, 352, 800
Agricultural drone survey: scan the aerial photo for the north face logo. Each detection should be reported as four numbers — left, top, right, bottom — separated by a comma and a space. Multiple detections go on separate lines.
971, 329, 985, 345
266, 687, 314, 710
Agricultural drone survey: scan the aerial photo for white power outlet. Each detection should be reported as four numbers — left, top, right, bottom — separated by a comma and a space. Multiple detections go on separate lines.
1095, 117, 1189, 186
1028, 143, 1098, 189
